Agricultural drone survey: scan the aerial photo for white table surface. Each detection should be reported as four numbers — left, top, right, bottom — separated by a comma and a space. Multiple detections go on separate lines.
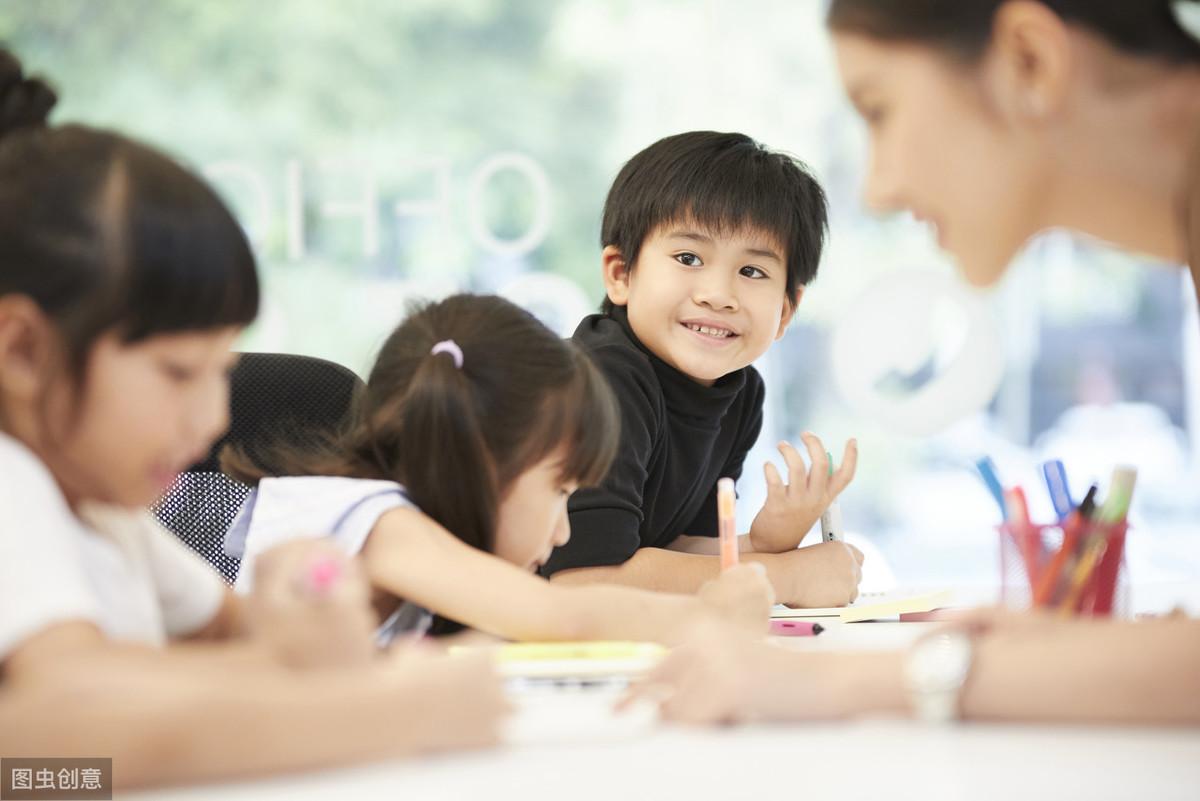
127, 619, 1200, 801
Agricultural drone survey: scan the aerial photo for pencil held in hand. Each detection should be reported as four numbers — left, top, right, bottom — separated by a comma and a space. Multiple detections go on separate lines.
718, 477, 738, 570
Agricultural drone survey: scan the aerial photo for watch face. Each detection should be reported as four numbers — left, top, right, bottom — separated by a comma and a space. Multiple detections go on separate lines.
907, 631, 973, 692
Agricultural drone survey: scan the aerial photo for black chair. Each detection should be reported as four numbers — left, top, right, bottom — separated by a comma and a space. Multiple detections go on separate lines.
151, 352, 365, 584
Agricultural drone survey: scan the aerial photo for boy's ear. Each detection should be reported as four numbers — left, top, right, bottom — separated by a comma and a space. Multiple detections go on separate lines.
775, 287, 804, 340
0, 295, 54, 403
601, 245, 631, 307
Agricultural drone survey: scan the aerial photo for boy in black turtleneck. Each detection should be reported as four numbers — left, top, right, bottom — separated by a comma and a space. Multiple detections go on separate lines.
542, 131, 866, 608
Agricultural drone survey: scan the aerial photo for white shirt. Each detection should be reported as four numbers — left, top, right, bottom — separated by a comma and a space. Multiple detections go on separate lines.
225, 476, 431, 641
0, 432, 225, 662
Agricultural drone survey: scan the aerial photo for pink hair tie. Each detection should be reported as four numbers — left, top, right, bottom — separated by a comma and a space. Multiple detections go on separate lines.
430, 339, 464, 369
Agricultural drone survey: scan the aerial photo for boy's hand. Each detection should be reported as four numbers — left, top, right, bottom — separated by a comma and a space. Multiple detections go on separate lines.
773, 541, 864, 608
748, 434, 857, 553
696, 563, 775, 635
246, 538, 378, 670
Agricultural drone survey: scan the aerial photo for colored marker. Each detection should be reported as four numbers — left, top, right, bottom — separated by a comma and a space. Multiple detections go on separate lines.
975, 457, 1008, 519
1041, 459, 1075, 523
769, 620, 825, 637
1003, 487, 1041, 583
717, 477, 739, 570
820, 451, 844, 543
1059, 467, 1137, 616
1033, 484, 1097, 607
304, 555, 342, 596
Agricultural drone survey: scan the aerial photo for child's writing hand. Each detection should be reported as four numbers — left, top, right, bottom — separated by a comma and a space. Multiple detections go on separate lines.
246, 538, 378, 669
748, 434, 857, 553
773, 541, 864, 608
385, 645, 513, 751
696, 563, 775, 635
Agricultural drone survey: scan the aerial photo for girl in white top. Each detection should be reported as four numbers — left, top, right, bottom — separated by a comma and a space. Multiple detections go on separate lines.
0, 50, 508, 789
223, 293, 775, 644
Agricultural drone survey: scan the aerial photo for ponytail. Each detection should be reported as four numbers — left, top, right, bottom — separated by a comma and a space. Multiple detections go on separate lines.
391, 345, 498, 554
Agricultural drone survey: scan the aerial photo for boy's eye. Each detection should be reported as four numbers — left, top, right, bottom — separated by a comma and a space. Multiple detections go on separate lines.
674, 252, 702, 267
740, 265, 768, 279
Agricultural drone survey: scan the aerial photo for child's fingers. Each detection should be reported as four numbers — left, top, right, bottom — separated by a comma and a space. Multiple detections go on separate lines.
797, 432, 829, 493
777, 440, 808, 490
762, 461, 785, 498
828, 438, 859, 497
615, 680, 676, 714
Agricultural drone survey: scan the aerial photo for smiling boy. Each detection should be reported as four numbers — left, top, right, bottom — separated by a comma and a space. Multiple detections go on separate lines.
543, 131, 864, 607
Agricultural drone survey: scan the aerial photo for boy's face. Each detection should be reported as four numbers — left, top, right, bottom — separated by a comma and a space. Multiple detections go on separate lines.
603, 222, 799, 385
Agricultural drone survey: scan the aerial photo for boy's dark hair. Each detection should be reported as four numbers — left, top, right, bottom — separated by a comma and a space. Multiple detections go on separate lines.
0, 50, 260, 385
599, 130, 829, 314
827, 0, 1200, 65
224, 293, 620, 561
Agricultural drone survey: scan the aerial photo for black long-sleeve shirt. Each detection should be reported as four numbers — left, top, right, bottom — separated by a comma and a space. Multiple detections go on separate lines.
542, 306, 764, 575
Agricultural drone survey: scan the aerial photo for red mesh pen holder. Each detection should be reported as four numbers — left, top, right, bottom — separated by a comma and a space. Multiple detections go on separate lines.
997, 520, 1129, 617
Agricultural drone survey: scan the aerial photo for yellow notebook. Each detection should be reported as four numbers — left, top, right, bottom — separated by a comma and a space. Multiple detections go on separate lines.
450, 641, 667, 679
771, 589, 953, 623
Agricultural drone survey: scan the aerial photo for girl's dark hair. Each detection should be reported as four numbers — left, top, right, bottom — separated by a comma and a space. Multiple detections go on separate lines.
599, 130, 828, 314
827, 1, 1200, 65
225, 293, 620, 558
0, 49, 259, 384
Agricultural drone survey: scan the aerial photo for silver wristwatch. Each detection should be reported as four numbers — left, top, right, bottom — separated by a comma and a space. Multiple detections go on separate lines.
904, 629, 974, 724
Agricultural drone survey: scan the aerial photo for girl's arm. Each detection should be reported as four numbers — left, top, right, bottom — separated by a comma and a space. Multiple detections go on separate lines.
0, 630, 509, 790
361, 507, 771, 644
551, 540, 864, 609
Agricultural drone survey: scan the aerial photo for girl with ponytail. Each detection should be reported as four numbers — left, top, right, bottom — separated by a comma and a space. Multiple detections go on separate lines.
224, 293, 774, 643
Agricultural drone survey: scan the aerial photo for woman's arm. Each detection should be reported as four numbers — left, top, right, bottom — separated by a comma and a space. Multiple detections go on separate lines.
633, 616, 1200, 726
361, 507, 772, 644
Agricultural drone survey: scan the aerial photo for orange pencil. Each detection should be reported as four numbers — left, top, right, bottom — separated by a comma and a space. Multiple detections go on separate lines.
717, 477, 738, 570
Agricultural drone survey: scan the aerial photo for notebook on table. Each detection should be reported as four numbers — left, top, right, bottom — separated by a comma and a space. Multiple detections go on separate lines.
771, 589, 954, 623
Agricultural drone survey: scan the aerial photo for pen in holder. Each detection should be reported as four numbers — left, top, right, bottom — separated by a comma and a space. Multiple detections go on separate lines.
997, 519, 1129, 617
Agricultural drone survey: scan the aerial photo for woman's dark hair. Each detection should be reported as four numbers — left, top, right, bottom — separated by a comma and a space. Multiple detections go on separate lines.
599, 130, 828, 314
827, 1, 1200, 65
224, 293, 620, 560
0, 49, 259, 384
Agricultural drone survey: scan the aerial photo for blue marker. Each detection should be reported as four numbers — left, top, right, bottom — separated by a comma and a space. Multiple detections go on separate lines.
975, 457, 1008, 520
1041, 459, 1074, 523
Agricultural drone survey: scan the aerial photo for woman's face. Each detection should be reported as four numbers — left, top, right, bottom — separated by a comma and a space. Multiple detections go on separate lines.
833, 33, 1052, 286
